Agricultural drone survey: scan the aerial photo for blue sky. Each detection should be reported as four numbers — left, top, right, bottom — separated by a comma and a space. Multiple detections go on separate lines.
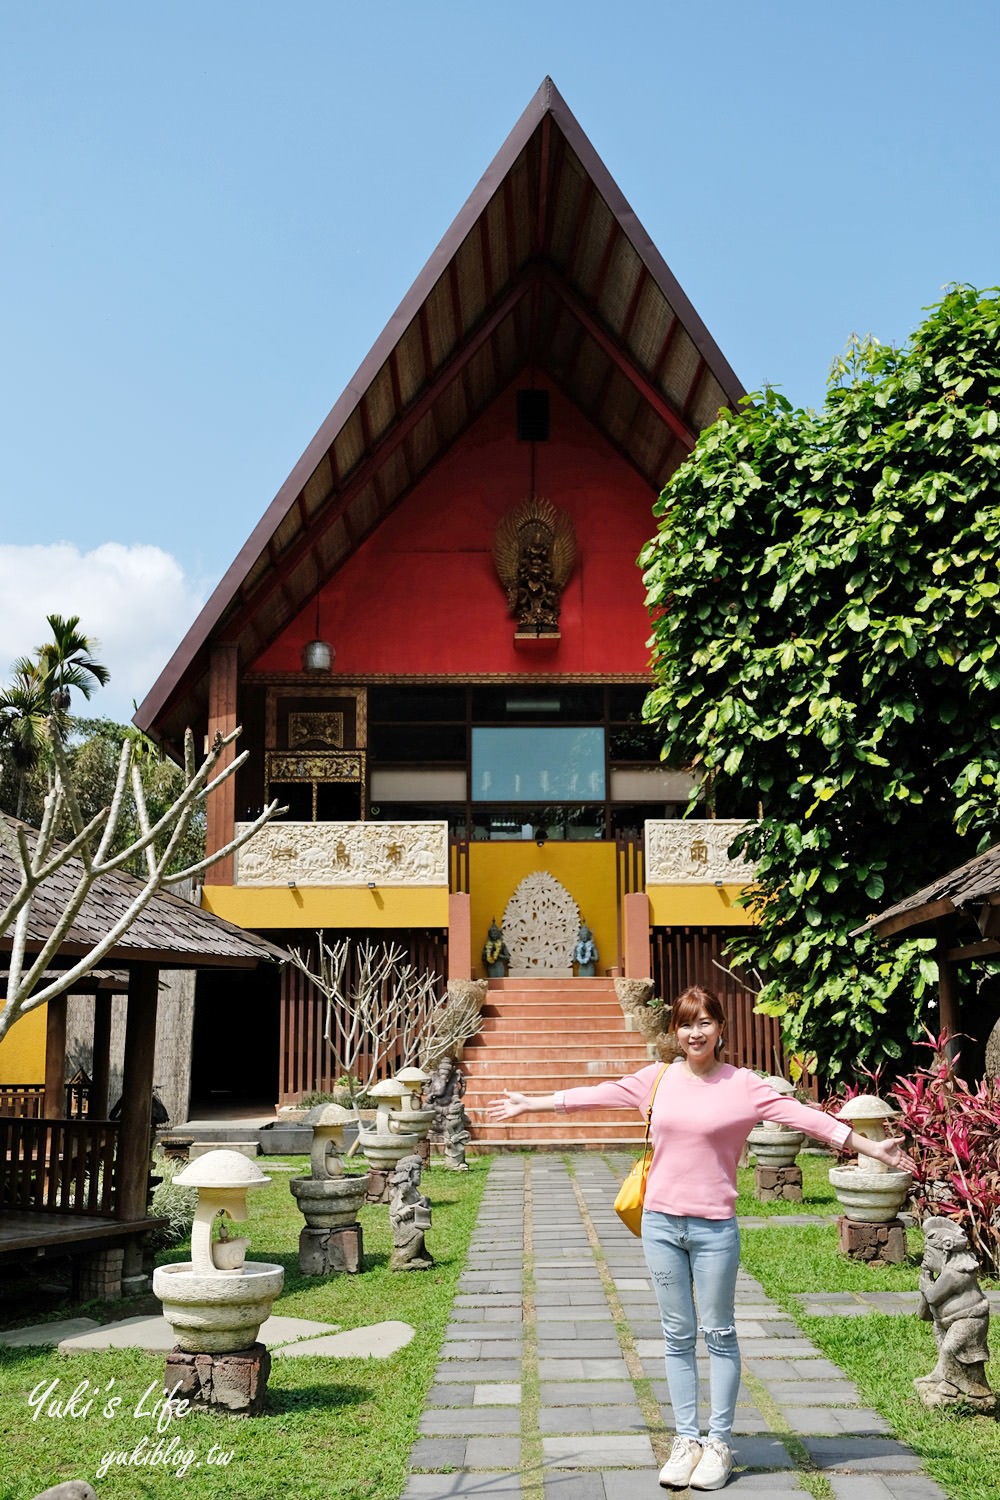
2, 1, 998, 721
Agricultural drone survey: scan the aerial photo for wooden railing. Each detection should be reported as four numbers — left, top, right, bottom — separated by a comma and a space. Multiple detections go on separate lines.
0, 1117, 119, 1215
278, 928, 450, 1104
0, 1085, 45, 1119
651, 925, 787, 1077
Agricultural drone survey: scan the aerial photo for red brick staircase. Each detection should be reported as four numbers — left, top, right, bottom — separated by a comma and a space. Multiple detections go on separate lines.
463, 976, 652, 1150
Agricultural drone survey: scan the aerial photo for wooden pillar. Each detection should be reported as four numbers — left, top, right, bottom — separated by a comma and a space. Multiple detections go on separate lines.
936, 927, 961, 1061
91, 991, 112, 1118
116, 964, 159, 1223
204, 643, 239, 885
44, 994, 67, 1116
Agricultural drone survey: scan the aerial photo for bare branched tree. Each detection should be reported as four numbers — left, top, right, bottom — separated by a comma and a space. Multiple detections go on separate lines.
0, 719, 281, 1045
419, 990, 485, 1069
288, 934, 442, 1092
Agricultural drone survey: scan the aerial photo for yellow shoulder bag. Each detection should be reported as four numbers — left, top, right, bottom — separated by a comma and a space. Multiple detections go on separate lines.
613, 1064, 668, 1236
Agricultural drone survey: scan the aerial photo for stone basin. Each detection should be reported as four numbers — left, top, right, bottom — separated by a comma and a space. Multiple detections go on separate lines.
828, 1164, 912, 1223
290, 1174, 368, 1229
747, 1123, 804, 1169
152, 1261, 285, 1353
357, 1127, 420, 1169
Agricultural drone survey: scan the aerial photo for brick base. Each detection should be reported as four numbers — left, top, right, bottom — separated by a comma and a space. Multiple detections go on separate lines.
299, 1223, 363, 1275
76, 1247, 124, 1301
366, 1168, 391, 1204
165, 1343, 271, 1415
837, 1215, 907, 1264
754, 1165, 803, 1201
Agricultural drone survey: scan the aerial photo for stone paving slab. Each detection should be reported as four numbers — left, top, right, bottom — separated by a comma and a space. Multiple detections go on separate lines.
538, 1357, 632, 1381
827, 1478, 949, 1499
542, 1434, 656, 1467
732, 1435, 796, 1469
765, 1379, 863, 1404
420, 1408, 521, 1435
475, 1382, 522, 1405
801, 1438, 926, 1473
465, 1438, 522, 1468
402, 1473, 521, 1497
540, 1381, 638, 1405
0, 1317, 100, 1347
441, 1339, 526, 1358
537, 1402, 646, 1433
775, 1406, 892, 1435
435, 1359, 523, 1381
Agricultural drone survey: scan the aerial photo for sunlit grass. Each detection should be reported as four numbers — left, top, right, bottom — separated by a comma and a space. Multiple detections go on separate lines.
0, 1154, 488, 1500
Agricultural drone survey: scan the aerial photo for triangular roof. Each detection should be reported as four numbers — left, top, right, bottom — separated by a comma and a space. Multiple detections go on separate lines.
137, 77, 744, 748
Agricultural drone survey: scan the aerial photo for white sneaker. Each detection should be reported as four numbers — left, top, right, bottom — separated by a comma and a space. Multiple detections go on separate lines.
690, 1437, 734, 1490
658, 1435, 703, 1489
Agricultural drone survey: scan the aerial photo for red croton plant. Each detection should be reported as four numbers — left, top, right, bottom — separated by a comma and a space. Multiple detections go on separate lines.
824, 1030, 1000, 1278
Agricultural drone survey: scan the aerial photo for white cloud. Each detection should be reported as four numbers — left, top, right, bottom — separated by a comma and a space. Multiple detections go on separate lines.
0, 542, 209, 725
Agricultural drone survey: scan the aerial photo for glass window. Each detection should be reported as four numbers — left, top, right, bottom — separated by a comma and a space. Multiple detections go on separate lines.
471, 727, 605, 802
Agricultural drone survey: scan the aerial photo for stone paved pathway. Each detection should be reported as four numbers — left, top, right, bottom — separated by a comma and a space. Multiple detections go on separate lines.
401, 1155, 949, 1499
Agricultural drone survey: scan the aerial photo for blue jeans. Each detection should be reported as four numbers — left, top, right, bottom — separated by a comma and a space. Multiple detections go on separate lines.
641, 1212, 741, 1442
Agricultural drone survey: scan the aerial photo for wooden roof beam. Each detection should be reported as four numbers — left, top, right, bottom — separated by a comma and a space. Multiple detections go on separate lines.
545, 276, 697, 451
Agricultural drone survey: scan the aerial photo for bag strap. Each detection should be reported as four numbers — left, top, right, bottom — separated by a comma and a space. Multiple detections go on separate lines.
640, 1064, 669, 1159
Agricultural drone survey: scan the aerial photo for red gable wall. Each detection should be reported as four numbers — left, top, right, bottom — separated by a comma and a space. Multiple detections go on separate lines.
252, 378, 658, 679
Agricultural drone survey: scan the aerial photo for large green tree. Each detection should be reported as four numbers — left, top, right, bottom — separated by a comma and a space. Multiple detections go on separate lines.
640, 285, 1000, 1081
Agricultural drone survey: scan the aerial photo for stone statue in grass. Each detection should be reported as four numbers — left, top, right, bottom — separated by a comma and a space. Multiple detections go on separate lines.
914, 1216, 996, 1412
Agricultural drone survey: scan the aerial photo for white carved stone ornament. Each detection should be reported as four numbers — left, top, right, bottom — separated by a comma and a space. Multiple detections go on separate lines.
502, 872, 580, 974
644, 819, 757, 886
234, 820, 448, 887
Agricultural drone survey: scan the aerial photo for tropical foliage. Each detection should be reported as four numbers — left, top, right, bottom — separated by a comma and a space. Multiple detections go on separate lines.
640, 286, 1000, 1080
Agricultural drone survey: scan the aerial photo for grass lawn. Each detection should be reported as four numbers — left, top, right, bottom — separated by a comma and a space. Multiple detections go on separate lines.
0, 1156, 488, 1500
736, 1158, 1000, 1500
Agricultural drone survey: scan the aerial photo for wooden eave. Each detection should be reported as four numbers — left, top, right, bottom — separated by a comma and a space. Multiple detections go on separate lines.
856, 840, 1000, 959
135, 77, 744, 753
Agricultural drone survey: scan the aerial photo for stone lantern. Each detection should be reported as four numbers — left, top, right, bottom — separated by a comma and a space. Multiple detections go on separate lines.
746, 1076, 806, 1202
357, 1078, 421, 1201
829, 1094, 913, 1264
152, 1149, 283, 1414
289, 1103, 368, 1275
389, 1066, 436, 1157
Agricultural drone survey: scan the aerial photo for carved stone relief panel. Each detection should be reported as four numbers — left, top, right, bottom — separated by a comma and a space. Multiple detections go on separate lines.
502, 872, 580, 975
233, 820, 448, 886
644, 819, 757, 885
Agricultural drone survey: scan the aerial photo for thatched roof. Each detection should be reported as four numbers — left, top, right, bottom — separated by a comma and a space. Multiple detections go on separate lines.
1, 816, 287, 970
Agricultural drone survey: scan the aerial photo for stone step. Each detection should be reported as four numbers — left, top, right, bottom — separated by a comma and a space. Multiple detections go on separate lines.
466, 1026, 643, 1048
488, 976, 617, 991
463, 1061, 649, 1084
480, 1002, 624, 1021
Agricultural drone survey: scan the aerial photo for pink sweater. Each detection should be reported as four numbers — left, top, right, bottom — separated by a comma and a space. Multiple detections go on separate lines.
561, 1060, 851, 1219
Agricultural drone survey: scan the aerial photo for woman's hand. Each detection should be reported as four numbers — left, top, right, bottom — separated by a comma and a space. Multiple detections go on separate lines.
487, 1090, 530, 1120
855, 1132, 917, 1173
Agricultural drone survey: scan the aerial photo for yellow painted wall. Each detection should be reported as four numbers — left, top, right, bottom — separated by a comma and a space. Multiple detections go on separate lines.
202, 885, 450, 930
0, 1001, 47, 1084
469, 841, 618, 979
647, 885, 756, 927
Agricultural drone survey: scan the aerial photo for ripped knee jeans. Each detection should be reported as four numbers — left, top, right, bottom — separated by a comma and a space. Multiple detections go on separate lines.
641, 1212, 741, 1442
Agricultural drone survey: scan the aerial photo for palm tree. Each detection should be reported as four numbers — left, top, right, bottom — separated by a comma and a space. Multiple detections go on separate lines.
0, 657, 50, 817
36, 613, 110, 713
